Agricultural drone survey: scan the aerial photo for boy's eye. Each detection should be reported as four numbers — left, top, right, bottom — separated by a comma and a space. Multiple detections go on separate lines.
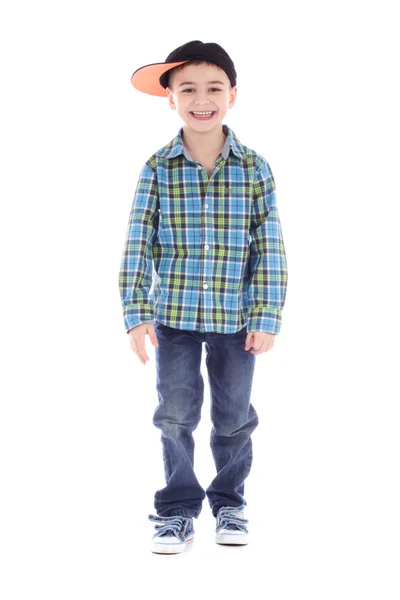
182, 88, 221, 93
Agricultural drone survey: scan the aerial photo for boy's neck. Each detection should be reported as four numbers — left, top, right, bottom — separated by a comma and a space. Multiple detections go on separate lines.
181, 124, 227, 157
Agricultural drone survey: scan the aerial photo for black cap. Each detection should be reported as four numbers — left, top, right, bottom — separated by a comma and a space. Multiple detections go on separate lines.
159, 40, 237, 90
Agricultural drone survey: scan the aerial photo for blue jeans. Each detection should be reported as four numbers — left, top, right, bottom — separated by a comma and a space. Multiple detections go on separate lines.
152, 320, 258, 518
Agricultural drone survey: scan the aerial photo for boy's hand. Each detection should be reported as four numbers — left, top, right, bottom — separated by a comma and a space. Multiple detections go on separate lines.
128, 323, 159, 365
245, 331, 276, 355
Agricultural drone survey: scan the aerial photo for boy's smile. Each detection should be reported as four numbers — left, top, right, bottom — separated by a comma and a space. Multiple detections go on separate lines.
166, 62, 237, 136
190, 110, 216, 121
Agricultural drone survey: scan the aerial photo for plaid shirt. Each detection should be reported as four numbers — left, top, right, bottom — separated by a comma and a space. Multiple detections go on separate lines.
119, 123, 288, 334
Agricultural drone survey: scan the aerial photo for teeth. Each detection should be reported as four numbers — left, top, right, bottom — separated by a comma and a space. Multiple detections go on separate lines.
192, 111, 214, 116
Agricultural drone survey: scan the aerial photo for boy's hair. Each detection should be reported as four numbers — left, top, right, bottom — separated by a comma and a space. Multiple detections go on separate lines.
167, 59, 232, 90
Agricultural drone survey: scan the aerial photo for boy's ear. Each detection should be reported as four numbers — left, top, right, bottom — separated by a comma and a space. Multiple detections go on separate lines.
166, 87, 176, 110
229, 85, 237, 109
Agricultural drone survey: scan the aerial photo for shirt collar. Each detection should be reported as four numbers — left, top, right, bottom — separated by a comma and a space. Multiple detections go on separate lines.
155, 123, 247, 161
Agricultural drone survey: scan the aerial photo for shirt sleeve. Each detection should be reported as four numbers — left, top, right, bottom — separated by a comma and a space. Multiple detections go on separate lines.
246, 159, 288, 334
118, 162, 159, 333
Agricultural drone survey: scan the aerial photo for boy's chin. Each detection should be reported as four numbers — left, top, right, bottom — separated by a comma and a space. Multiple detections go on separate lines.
183, 114, 222, 130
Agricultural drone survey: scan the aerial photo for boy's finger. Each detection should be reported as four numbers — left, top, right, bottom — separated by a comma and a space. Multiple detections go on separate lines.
244, 332, 253, 350
148, 331, 159, 348
130, 337, 148, 363
138, 346, 149, 361
137, 353, 145, 365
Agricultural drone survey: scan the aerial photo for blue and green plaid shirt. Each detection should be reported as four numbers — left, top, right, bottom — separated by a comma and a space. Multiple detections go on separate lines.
119, 123, 288, 334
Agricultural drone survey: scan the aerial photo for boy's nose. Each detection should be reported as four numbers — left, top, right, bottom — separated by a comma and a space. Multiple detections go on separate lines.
193, 91, 211, 103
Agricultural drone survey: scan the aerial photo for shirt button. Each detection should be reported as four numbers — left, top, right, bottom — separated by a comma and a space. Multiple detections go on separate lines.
203, 283, 208, 290
204, 203, 209, 208
204, 244, 209, 250
197, 165, 202, 170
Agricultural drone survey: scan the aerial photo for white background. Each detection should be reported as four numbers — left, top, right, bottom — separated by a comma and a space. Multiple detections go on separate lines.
1, 0, 399, 598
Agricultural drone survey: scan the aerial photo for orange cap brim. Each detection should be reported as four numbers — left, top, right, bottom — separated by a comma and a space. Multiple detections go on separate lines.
130, 60, 191, 97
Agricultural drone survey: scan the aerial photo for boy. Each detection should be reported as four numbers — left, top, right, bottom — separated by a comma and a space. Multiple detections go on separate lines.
119, 40, 288, 554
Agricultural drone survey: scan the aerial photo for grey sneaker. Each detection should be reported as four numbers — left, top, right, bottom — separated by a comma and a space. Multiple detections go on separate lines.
148, 514, 195, 554
215, 505, 250, 545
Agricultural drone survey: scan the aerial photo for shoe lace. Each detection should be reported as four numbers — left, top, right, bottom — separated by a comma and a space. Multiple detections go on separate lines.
148, 514, 190, 541
216, 505, 249, 533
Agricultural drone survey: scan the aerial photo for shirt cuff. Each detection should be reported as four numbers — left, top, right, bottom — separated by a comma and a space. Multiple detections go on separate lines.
123, 304, 154, 333
247, 306, 282, 334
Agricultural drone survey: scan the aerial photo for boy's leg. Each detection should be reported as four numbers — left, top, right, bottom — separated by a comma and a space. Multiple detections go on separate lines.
152, 321, 206, 518
204, 326, 258, 517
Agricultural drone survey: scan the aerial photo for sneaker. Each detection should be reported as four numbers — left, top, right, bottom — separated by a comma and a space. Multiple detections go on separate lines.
148, 514, 195, 554
215, 505, 250, 545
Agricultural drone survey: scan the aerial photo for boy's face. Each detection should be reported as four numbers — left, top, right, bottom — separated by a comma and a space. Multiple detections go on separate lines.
166, 63, 237, 134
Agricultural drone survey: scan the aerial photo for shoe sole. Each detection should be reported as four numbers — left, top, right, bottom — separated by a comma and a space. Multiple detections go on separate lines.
215, 533, 250, 545
151, 536, 194, 554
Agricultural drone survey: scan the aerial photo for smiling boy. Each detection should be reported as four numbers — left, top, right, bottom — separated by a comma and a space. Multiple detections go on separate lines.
118, 40, 288, 554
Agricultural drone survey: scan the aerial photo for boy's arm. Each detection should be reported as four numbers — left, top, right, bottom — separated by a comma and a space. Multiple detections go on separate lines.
247, 159, 288, 334
119, 162, 159, 333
